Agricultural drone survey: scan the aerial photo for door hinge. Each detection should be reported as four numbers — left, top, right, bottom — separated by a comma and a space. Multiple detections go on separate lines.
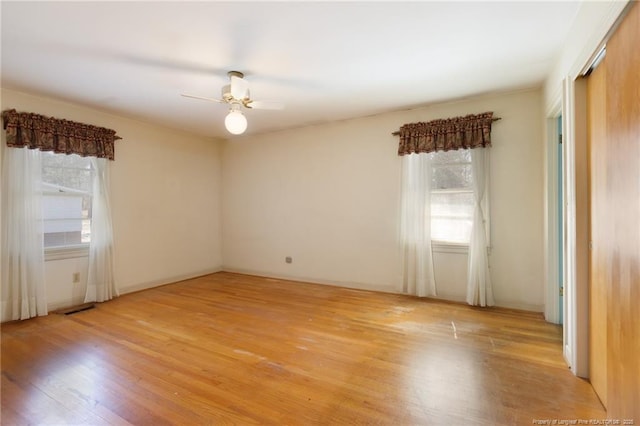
560, 286, 564, 297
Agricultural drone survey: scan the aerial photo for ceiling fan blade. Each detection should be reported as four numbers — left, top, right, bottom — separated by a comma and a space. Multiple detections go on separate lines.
245, 100, 285, 110
230, 75, 250, 99
181, 93, 226, 103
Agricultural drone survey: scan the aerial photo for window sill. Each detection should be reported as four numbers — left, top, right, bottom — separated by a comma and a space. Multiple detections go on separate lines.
45, 244, 89, 261
432, 241, 468, 254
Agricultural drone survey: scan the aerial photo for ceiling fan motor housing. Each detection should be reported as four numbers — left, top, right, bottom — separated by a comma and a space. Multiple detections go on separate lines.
221, 84, 250, 103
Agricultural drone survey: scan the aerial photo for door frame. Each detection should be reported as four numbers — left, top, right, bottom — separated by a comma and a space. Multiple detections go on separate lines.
544, 103, 562, 325
562, 76, 589, 377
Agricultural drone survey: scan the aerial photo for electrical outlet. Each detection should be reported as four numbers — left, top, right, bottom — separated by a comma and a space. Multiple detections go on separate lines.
285, 256, 293, 264
73, 272, 80, 283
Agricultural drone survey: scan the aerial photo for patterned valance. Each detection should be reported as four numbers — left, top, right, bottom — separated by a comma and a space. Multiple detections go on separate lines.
394, 112, 500, 156
2, 109, 121, 160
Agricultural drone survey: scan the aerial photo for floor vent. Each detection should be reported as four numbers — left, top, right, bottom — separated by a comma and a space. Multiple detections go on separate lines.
55, 303, 96, 315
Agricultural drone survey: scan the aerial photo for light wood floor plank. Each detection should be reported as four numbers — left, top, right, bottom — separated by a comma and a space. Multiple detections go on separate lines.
2, 272, 604, 424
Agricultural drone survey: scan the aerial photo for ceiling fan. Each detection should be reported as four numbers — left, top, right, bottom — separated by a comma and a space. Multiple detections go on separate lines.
181, 71, 284, 135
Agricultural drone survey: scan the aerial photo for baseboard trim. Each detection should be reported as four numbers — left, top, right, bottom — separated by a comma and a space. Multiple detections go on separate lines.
220, 267, 543, 313
118, 267, 223, 296
220, 267, 399, 295
48, 297, 87, 313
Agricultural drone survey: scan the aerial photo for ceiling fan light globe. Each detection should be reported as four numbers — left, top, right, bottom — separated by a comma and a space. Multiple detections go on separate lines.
225, 110, 248, 135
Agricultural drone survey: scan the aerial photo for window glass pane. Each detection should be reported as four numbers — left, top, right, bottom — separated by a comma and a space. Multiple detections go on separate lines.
429, 149, 471, 164
429, 149, 474, 244
41, 152, 92, 248
43, 195, 84, 219
431, 192, 474, 218
431, 217, 472, 243
42, 152, 92, 192
432, 164, 472, 189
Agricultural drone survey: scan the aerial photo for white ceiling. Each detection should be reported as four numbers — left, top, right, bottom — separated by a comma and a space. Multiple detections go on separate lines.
1, 1, 581, 139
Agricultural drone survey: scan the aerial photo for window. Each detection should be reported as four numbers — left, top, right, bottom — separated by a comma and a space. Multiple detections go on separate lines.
41, 152, 93, 248
429, 149, 474, 244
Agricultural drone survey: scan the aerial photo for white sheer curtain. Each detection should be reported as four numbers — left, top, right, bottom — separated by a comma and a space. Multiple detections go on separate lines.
400, 154, 437, 297
466, 147, 494, 306
1, 147, 47, 320
85, 157, 117, 303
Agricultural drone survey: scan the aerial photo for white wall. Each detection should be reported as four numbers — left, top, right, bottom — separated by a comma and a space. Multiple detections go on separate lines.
222, 88, 544, 311
1, 87, 544, 316
1, 88, 223, 315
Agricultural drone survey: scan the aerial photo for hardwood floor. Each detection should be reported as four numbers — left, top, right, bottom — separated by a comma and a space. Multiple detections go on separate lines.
2, 272, 604, 425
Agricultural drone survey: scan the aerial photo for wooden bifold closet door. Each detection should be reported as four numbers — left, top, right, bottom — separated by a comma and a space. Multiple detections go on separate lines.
586, 50, 607, 409
587, 1, 639, 420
